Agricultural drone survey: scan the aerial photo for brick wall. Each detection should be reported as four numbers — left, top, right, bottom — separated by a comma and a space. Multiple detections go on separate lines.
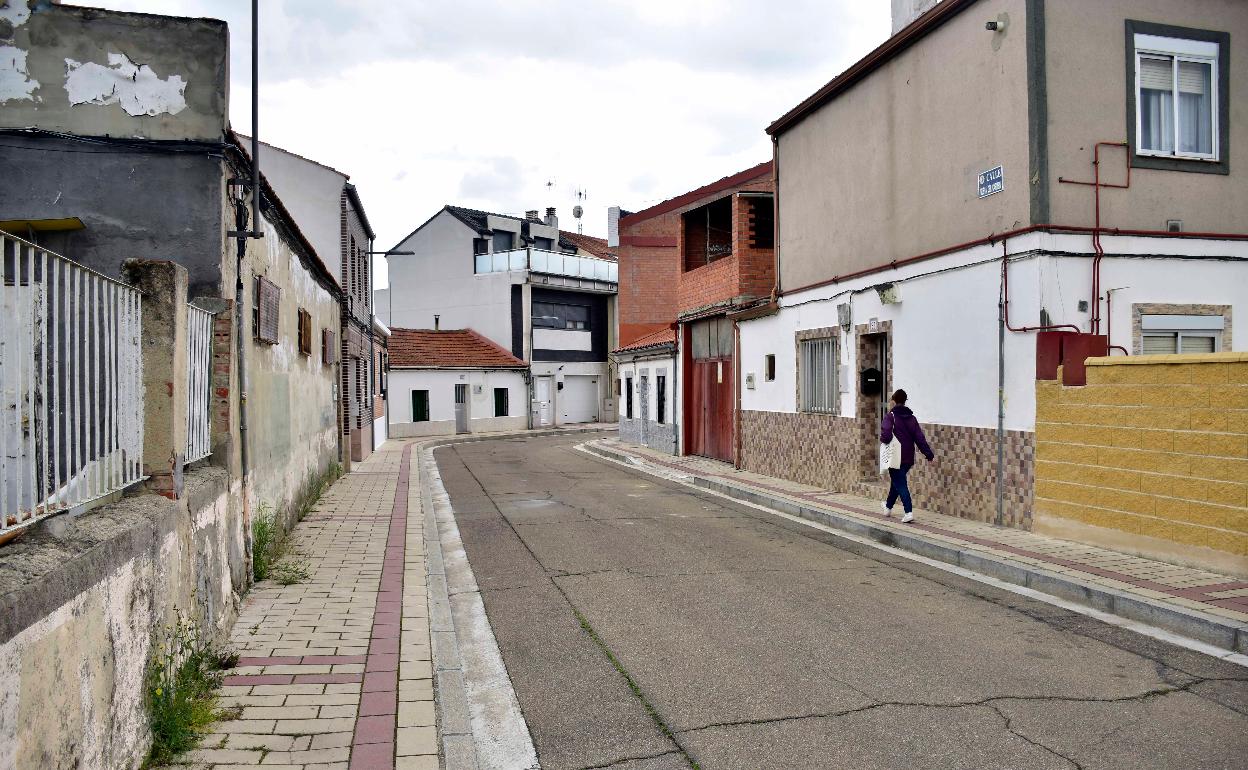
1035, 353, 1248, 571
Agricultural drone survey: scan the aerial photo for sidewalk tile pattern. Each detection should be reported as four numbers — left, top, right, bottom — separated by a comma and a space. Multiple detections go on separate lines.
603, 438, 1248, 623
175, 441, 437, 770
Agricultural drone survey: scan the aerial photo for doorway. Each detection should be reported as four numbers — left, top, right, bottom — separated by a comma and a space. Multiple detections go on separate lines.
454, 384, 469, 434
856, 326, 892, 479
534, 376, 554, 427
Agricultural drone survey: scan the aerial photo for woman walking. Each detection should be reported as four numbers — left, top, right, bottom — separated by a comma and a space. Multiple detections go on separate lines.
880, 389, 934, 523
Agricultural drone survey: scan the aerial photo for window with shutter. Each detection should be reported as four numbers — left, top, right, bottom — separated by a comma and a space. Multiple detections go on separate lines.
1134, 32, 1220, 161
1142, 334, 1178, 355
253, 275, 281, 344
297, 309, 312, 355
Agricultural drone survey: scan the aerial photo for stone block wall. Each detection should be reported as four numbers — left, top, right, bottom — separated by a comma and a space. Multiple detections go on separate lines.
1035, 353, 1248, 575
0, 468, 245, 770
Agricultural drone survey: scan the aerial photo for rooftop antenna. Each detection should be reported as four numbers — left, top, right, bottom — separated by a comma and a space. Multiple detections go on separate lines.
573, 187, 588, 233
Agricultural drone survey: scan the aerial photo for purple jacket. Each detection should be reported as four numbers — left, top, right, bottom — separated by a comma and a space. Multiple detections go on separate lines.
880, 405, 934, 466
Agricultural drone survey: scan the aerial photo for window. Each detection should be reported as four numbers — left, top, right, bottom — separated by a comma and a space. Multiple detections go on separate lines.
746, 195, 774, 249
492, 231, 515, 252
799, 337, 838, 414
1127, 23, 1228, 173
411, 390, 430, 422
533, 301, 590, 330
681, 196, 733, 271
253, 275, 280, 344
473, 238, 489, 256
764, 354, 776, 381
494, 387, 509, 417
322, 328, 336, 365
656, 374, 666, 424
625, 376, 633, 419
1141, 313, 1223, 354
690, 317, 733, 361
533, 236, 553, 251
296, 308, 312, 355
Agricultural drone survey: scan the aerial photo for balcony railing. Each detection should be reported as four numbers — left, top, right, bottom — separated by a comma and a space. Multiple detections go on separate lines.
474, 248, 617, 283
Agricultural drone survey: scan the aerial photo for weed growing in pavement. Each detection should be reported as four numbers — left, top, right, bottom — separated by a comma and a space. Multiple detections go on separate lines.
252, 503, 313, 585
143, 614, 238, 768
272, 560, 311, 585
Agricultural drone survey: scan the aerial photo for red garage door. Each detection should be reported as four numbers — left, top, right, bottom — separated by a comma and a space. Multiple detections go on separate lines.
686, 317, 734, 463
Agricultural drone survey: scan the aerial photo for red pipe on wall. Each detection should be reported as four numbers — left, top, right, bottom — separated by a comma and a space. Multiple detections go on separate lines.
1058, 141, 1131, 335
1001, 238, 1081, 334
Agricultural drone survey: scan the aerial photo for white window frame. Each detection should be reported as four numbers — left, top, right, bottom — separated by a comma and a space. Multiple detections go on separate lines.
1134, 33, 1219, 162
799, 337, 838, 415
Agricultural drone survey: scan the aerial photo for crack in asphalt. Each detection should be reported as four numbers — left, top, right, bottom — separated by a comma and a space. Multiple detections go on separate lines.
576, 749, 683, 770
444, 440, 1248, 769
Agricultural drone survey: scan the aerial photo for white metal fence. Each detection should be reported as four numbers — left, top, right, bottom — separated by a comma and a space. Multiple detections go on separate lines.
185, 303, 215, 464
1, 232, 144, 540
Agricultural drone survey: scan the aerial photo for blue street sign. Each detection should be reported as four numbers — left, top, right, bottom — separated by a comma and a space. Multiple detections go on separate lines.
978, 165, 1004, 198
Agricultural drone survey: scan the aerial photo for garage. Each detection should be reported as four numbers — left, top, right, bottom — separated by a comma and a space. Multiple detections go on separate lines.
559, 375, 600, 424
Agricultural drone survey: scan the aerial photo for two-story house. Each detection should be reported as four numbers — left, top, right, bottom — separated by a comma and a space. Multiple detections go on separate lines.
613, 163, 775, 460
244, 139, 379, 468
738, 0, 1247, 530
377, 206, 618, 434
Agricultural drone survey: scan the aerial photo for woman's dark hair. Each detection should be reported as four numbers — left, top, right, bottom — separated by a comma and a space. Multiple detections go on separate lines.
892, 389, 908, 405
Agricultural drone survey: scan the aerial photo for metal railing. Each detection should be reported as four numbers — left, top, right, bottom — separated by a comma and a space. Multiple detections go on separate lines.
185, 303, 215, 464
474, 248, 618, 283
1, 232, 144, 540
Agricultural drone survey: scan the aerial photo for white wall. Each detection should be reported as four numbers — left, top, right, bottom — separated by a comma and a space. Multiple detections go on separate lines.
617, 354, 677, 424
740, 232, 1248, 432
388, 368, 527, 437
530, 361, 613, 423
386, 212, 519, 350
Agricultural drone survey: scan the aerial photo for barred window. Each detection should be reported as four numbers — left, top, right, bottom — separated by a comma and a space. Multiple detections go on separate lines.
253, 275, 281, 344
799, 337, 838, 414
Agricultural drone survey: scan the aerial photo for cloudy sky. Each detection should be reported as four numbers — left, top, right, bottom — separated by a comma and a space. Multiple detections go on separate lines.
105, 0, 891, 285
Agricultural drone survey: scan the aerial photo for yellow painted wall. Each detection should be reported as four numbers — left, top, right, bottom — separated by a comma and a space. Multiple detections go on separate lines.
1035, 353, 1248, 573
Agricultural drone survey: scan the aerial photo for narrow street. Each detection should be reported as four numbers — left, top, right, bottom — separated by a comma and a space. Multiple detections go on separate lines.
437, 433, 1248, 770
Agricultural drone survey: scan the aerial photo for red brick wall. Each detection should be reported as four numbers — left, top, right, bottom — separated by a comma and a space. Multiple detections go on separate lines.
618, 170, 775, 345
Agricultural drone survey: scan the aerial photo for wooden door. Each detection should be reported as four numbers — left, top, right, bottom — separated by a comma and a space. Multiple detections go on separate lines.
688, 357, 733, 463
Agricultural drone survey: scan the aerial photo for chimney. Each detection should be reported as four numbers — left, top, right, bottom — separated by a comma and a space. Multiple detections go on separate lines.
525, 209, 539, 221
891, 0, 941, 34
434, 314, 440, 330
544, 207, 558, 230
607, 206, 621, 248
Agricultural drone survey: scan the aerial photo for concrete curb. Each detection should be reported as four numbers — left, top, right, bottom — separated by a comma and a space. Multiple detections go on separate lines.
418, 428, 611, 769
581, 441, 1248, 656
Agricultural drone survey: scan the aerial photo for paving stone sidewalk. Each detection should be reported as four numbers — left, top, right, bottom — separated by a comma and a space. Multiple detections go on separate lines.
590, 437, 1248, 638
172, 440, 437, 770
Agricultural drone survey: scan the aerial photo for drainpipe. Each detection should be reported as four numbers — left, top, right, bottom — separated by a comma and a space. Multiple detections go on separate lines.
1058, 141, 1130, 335
734, 319, 742, 469
1001, 239, 1080, 334
995, 251, 1006, 527
770, 136, 780, 302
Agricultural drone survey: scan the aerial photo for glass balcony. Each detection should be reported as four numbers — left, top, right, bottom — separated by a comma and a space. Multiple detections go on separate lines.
474, 248, 617, 284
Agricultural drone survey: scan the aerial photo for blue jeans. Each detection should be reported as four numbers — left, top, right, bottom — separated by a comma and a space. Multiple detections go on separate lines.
886, 464, 914, 513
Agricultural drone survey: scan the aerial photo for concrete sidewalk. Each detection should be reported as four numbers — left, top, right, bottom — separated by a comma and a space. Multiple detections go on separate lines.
585, 438, 1248, 656
170, 441, 437, 770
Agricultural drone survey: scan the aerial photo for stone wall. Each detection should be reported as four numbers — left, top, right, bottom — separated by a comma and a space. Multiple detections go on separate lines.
740, 410, 1034, 528
0, 468, 246, 770
1035, 353, 1248, 575
619, 416, 678, 455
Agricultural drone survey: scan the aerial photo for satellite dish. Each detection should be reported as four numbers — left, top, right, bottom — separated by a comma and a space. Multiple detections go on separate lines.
572, 205, 583, 219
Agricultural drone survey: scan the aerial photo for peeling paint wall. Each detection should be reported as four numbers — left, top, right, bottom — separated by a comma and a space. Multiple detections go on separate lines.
0, 3, 226, 141
0, 469, 246, 770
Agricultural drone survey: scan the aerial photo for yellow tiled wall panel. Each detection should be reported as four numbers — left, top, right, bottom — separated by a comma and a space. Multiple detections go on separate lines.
1037, 354, 1248, 557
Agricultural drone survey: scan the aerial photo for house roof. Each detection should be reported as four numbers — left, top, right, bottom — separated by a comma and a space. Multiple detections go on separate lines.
767, 0, 979, 137
619, 161, 773, 228
559, 231, 616, 261
389, 328, 526, 369
345, 184, 377, 241
442, 205, 581, 251
614, 327, 676, 353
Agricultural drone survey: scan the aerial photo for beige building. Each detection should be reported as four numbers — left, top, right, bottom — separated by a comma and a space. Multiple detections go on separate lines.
739, 0, 1248, 534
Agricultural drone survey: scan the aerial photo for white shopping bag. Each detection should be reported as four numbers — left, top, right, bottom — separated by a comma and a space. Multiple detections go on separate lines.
879, 437, 902, 474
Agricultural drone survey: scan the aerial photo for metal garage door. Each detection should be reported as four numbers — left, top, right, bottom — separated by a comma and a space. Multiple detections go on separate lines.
559, 375, 599, 424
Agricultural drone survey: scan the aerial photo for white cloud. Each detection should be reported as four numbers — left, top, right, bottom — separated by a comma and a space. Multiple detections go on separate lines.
100, 0, 890, 285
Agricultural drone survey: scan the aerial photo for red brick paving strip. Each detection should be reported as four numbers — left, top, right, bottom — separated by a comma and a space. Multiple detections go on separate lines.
348, 442, 413, 770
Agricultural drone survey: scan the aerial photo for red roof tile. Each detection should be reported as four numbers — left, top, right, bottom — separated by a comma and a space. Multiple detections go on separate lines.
615, 327, 676, 353
559, 230, 617, 261
389, 328, 526, 369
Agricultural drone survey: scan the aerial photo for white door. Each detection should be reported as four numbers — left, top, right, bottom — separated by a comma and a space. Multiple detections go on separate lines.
560, 375, 599, 424
454, 384, 469, 433
534, 377, 553, 427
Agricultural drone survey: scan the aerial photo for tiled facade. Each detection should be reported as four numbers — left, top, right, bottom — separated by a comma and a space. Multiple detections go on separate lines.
740, 411, 1035, 529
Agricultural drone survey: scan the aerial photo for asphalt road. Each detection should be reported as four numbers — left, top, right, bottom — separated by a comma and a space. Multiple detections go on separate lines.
436, 433, 1248, 770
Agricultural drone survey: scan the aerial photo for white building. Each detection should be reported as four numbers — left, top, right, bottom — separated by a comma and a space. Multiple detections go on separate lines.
388, 328, 529, 437
378, 206, 619, 427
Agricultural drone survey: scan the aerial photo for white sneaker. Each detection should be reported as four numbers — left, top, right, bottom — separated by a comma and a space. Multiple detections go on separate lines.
901, 511, 914, 523
881, 501, 892, 517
